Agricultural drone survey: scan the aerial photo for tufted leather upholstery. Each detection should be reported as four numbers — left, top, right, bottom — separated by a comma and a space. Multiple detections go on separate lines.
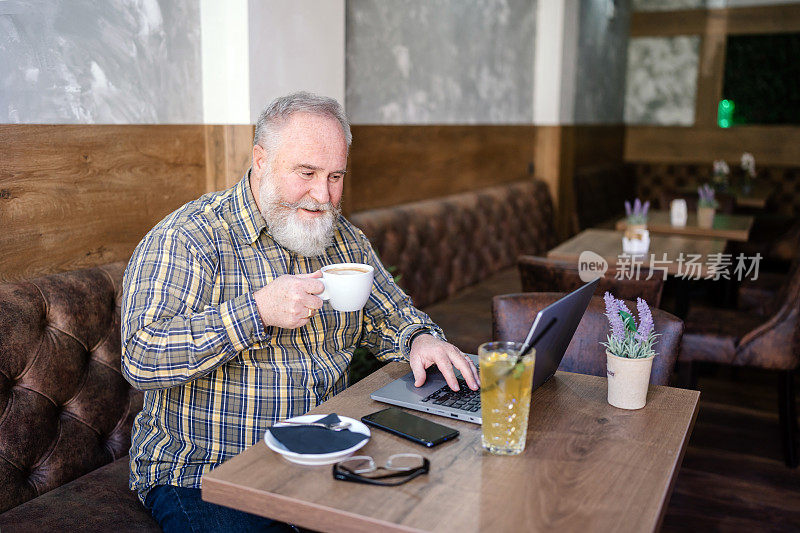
573, 165, 637, 231
681, 254, 800, 371
0, 457, 158, 531
517, 255, 664, 308
0, 262, 142, 514
492, 293, 683, 386
630, 162, 800, 217
350, 180, 556, 309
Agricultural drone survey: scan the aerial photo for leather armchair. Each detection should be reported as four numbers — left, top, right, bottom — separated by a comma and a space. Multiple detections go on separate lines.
679, 259, 800, 467
492, 293, 684, 386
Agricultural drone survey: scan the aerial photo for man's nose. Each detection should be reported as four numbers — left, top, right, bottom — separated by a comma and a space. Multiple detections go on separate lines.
308, 177, 330, 205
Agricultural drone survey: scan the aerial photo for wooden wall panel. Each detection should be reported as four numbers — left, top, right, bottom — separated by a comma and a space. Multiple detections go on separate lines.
563, 125, 626, 237
345, 125, 536, 213
205, 125, 255, 192
0, 125, 208, 281
573, 125, 626, 169
694, 25, 727, 127
631, 4, 800, 37
625, 126, 800, 166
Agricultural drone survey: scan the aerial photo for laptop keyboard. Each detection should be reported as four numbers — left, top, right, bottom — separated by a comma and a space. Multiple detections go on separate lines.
420, 379, 481, 412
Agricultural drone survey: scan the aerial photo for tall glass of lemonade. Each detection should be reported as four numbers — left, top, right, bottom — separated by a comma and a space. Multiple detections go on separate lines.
479, 341, 535, 455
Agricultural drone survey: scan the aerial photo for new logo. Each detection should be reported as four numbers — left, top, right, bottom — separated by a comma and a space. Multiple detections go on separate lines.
578, 251, 608, 282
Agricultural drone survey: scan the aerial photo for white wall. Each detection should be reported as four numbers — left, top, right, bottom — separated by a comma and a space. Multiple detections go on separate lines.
201, 0, 250, 124
247, 0, 345, 122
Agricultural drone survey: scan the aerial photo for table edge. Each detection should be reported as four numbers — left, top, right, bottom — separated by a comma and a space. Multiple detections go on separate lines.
203, 472, 424, 533
652, 388, 701, 532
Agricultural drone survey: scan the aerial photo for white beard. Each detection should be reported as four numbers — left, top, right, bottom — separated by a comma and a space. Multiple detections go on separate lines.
258, 172, 341, 257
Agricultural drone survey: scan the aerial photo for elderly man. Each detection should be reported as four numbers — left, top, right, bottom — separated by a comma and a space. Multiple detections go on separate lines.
121, 92, 479, 531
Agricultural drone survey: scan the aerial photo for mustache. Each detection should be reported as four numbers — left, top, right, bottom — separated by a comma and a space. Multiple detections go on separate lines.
278, 198, 337, 212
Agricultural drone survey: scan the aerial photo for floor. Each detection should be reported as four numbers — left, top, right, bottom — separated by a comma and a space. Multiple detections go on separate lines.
661, 364, 800, 531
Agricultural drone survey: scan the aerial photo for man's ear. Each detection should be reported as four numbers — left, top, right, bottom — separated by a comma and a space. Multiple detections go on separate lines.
252, 144, 268, 174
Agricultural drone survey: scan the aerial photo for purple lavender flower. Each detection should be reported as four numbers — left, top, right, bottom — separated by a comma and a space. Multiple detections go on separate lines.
698, 184, 719, 209
636, 297, 654, 341
642, 200, 650, 218
604, 291, 626, 342
634, 198, 641, 215
625, 200, 632, 218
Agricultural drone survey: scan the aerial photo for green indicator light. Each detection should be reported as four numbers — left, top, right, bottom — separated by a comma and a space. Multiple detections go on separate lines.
718, 99, 734, 128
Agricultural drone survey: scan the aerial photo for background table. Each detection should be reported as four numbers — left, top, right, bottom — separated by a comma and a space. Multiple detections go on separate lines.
615, 210, 754, 242
676, 183, 770, 209
203, 362, 699, 533
547, 229, 728, 277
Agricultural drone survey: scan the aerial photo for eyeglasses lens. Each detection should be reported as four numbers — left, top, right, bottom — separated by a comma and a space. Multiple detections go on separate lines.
339, 457, 375, 474
386, 454, 424, 471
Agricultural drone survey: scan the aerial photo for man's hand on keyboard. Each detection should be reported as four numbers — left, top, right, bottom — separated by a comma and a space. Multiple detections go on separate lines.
409, 334, 480, 392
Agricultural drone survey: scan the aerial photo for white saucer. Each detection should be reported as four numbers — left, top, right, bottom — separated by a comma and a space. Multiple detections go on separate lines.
264, 414, 370, 466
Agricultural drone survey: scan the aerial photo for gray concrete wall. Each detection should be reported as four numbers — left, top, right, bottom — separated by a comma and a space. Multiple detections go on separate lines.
573, 0, 632, 124
345, 0, 536, 124
0, 0, 201, 123
624, 35, 700, 125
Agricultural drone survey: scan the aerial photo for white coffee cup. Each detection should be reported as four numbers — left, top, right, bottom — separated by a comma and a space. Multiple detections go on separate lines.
319, 263, 375, 312
670, 199, 688, 227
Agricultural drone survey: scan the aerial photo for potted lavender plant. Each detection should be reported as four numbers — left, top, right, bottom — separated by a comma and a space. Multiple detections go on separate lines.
622, 199, 650, 255
697, 184, 718, 229
602, 292, 659, 410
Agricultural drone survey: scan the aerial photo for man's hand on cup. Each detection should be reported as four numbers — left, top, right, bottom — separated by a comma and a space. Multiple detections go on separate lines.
409, 334, 480, 392
253, 272, 324, 329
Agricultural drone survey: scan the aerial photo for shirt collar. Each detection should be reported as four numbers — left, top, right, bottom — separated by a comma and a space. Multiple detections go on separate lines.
230, 168, 267, 245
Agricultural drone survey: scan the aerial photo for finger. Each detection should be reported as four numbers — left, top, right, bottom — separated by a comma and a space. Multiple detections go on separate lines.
462, 351, 481, 387
435, 354, 460, 391
409, 356, 427, 387
450, 351, 479, 390
301, 295, 324, 310
295, 271, 323, 279
301, 279, 326, 295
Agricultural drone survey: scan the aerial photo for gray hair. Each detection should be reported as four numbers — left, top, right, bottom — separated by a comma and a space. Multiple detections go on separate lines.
253, 92, 352, 156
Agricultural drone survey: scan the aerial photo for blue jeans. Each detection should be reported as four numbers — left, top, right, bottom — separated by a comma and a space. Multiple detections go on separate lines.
145, 485, 296, 533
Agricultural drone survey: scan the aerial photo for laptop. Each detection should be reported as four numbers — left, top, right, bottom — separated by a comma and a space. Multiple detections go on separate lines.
370, 278, 600, 424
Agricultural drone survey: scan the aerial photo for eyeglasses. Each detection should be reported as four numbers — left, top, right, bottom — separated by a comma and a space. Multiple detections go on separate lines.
332, 453, 430, 486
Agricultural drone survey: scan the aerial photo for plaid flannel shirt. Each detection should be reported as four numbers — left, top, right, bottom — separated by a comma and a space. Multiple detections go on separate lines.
121, 171, 442, 501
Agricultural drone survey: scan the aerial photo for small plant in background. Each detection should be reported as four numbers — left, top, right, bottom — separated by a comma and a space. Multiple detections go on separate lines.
698, 184, 719, 209
624, 198, 650, 226
741, 152, 756, 178
601, 292, 658, 359
740, 152, 757, 193
712, 159, 730, 190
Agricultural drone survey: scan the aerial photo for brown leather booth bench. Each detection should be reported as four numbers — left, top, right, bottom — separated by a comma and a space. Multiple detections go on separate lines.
351, 179, 557, 353
0, 263, 159, 531
0, 179, 556, 530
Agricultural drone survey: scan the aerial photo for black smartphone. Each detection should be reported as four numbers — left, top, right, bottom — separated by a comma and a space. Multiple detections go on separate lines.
361, 407, 459, 447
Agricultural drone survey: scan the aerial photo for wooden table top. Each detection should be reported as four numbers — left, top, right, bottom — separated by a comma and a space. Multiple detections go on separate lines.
676, 183, 770, 209
615, 210, 754, 242
547, 229, 728, 277
202, 362, 699, 533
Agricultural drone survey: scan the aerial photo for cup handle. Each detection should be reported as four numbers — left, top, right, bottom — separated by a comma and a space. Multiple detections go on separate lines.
318, 278, 330, 301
